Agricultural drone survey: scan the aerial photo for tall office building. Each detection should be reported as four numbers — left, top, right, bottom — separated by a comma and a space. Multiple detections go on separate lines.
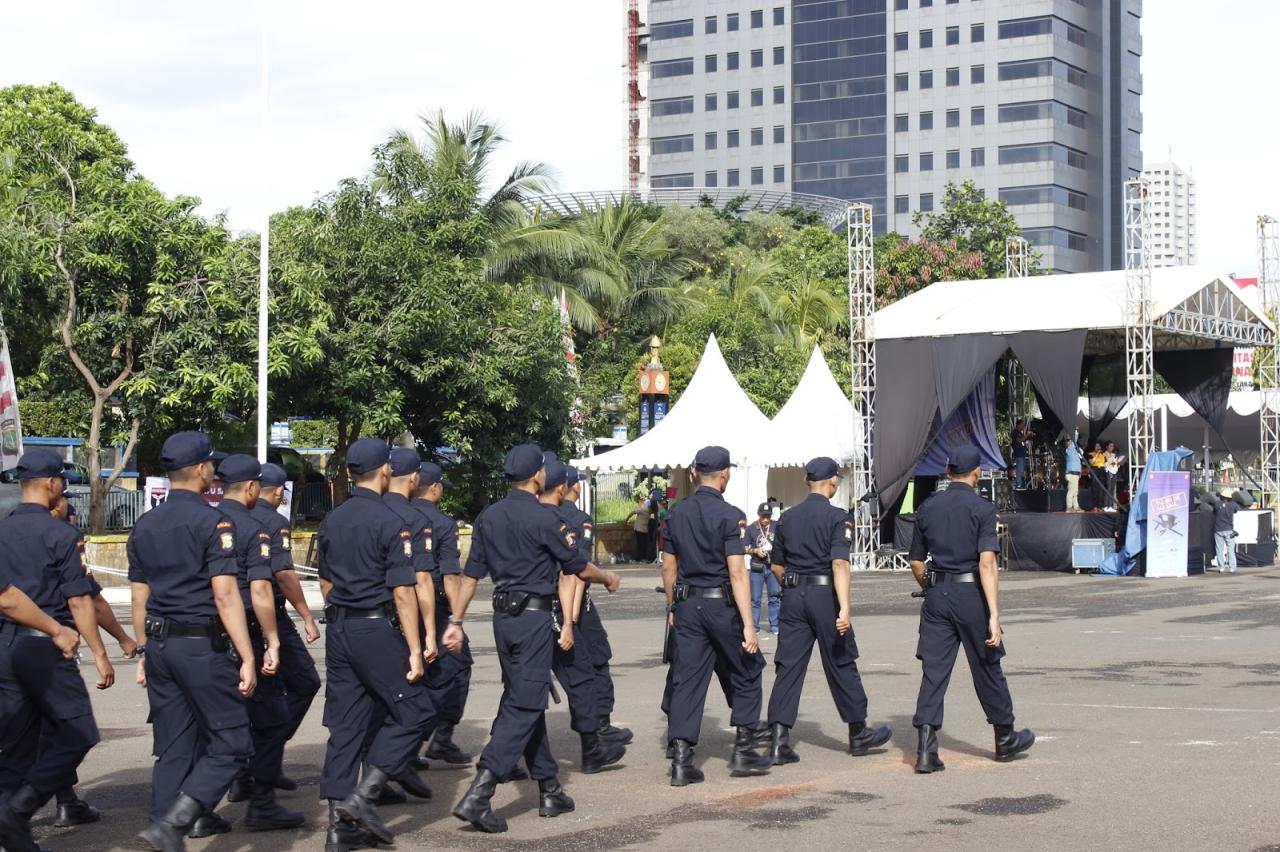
634, 0, 1144, 273
1141, 161, 1196, 267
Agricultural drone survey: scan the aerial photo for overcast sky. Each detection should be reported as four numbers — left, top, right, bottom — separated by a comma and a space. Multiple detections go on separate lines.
2, 0, 1276, 274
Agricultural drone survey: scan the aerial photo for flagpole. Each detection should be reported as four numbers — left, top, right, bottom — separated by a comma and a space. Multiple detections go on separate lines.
256, 0, 270, 463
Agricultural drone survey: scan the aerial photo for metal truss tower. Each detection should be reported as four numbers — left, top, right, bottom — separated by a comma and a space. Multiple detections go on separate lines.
1005, 236, 1030, 278
1005, 236, 1031, 433
847, 204, 878, 570
1124, 178, 1155, 495
1258, 215, 1280, 506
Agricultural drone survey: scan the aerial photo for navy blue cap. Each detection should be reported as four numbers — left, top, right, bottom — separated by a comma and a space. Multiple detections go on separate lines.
16, 448, 64, 480
260, 463, 289, 487
218, 454, 262, 484
693, 445, 735, 473
504, 443, 544, 481
804, 456, 843, 481
347, 438, 391, 476
161, 431, 215, 472
543, 459, 570, 490
947, 445, 983, 474
565, 466, 583, 487
389, 448, 423, 478
420, 462, 450, 488
757, 502, 772, 516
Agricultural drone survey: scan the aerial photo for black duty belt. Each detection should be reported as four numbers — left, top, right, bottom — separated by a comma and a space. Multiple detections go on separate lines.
680, 585, 725, 599
783, 573, 833, 587
521, 595, 555, 612
5, 624, 55, 639
325, 604, 394, 620
145, 616, 223, 640
933, 572, 979, 584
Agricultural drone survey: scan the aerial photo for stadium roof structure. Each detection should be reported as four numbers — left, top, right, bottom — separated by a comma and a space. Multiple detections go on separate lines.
524, 188, 850, 231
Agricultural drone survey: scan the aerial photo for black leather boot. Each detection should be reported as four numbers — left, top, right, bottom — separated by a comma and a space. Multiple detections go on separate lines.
0, 784, 49, 852
244, 781, 306, 831
452, 768, 507, 833
324, 800, 376, 852
751, 722, 772, 747
848, 720, 893, 756
410, 752, 431, 770
275, 773, 298, 791
580, 731, 626, 774
424, 722, 473, 764
665, 740, 675, 760
391, 767, 433, 800
504, 766, 529, 782
187, 812, 231, 838
669, 739, 704, 787
374, 783, 406, 806
54, 796, 101, 827
914, 725, 945, 773
226, 770, 251, 803
994, 723, 1036, 761
537, 777, 575, 818
728, 726, 772, 777
769, 722, 800, 765
598, 716, 634, 745
336, 766, 395, 845
140, 792, 203, 852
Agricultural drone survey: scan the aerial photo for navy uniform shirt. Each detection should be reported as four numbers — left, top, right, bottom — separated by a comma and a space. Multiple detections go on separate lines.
219, 500, 278, 609
463, 490, 586, 597
662, 486, 748, 588
745, 520, 775, 571
773, 493, 853, 576
317, 487, 417, 608
383, 492, 436, 577
127, 490, 240, 621
0, 503, 95, 625
560, 502, 595, 563
908, 482, 999, 574
413, 498, 461, 585
250, 501, 294, 600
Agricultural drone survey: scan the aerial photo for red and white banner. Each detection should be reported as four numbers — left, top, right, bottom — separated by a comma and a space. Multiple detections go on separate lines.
1233, 348, 1255, 390
0, 321, 23, 472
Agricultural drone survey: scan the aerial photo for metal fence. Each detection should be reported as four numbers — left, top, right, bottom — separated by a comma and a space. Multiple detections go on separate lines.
67, 490, 147, 531
295, 482, 333, 520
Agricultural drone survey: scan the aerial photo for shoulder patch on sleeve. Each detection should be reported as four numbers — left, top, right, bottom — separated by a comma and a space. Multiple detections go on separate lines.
220, 532, 235, 551
738, 518, 748, 539
843, 519, 854, 541
403, 539, 413, 558
216, 520, 234, 530
582, 522, 593, 540
565, 529, 577, 548
423, 527, 433, 550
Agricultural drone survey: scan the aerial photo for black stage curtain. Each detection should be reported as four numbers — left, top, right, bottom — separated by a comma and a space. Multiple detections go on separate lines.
1087, 353, 1127, 445
874, 339, 938, 513
1001, 512, 1123, 571
932, 335, 1010, 422
1010, 330, 1089, 439
1154, 349, 1233, 434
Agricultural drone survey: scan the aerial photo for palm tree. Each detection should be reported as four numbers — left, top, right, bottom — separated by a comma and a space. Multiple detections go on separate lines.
768, 274, 844, 347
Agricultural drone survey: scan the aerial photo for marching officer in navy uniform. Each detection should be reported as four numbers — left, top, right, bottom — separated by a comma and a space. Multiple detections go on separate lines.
0, 449, 106, 852
316, 437, 434, 850
249, 462, 321, 791
214, 454, 306, 831
537, 456, 626, 773
128, 432, 257, 852
563, 466, 632, 745
764, 457, 892, 765
411, 461, 475, 767
908, 445, 1035, 772
445, 444, 621, 834
663, 446, 771, 786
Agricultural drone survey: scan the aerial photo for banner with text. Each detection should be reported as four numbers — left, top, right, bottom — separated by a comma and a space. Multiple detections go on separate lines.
1146, 470, 1190, 578
0, 324, 22, 472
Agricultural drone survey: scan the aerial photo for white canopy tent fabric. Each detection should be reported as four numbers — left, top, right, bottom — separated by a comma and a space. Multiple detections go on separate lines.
572, 334, 770, 517
1077, 391, 1279, 465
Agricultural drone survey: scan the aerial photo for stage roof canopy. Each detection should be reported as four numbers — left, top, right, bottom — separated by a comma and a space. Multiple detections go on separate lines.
875, 265, 1275, 347
747, 345, 859, 467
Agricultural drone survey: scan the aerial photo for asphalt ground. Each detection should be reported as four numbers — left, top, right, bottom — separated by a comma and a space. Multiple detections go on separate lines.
23, 564, 1280, 851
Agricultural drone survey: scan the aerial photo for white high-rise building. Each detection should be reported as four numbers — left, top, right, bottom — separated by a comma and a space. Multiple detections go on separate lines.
634, 0, 1144, 273
1141, 162, 1197, 267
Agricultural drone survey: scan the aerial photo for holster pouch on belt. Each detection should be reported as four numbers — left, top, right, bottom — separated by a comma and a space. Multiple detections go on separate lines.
492, 590, 531, 616
673, 584, 690, 603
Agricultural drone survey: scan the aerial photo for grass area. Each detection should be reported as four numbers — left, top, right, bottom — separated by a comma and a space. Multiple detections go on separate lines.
595, 496, 639, 524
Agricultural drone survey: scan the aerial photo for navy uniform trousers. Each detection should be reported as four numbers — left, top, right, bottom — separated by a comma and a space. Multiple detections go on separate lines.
424, 599, 472, 733
766, 583, 869, 727
666, 596, 765, 745
551, 604, 600, 735
145, 634, 253, 820
276, 609, 321, 741
913, 582, 1015, 729
576, 596, 616, 718
0, 631, 100, 799
246, 619, 292, 785
477, 610, 559, 781
319, 614, 434, 801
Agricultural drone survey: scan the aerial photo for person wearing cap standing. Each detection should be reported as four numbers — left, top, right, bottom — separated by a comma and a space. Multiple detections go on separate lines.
411, 461, 474, 767
316, 437, 433, 850
0, 449, 109, 852
128, 432, 258, 851
212, 454, 306, 832
746, 502, 781, 638
562, 466, 632, 746
764, 457, 893, 766
663, 445, 771, 786
248, 463, 321, 792
908, 445, 1035, 773
538, 456, 627, 774
446, 444, 622, 834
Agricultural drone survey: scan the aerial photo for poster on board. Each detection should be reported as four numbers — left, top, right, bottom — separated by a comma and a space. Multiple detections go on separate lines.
1146, 470, 1190, 578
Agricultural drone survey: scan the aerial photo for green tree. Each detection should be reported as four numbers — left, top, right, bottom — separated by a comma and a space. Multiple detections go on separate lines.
874, 233, 984, 303
914, 180, 1038, 278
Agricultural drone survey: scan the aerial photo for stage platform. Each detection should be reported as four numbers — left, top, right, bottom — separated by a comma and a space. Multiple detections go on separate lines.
895, 510, 1123, 571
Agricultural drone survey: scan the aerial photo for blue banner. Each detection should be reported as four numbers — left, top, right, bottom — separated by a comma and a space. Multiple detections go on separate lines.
914, 368, 1006, 476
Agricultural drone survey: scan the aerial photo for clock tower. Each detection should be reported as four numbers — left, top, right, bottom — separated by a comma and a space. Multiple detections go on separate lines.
637, 335, 670, 436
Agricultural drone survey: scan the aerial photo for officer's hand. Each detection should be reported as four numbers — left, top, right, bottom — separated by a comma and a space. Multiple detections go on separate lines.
238, 659, 258, 698
558, 623, 575, 651
92, 651, 115, 689
303, 618, 321, 644
835, 610, 852, 636
136, 655, 147, 688
741, 625, 759, 655
667, 611, 675, 627
407, 653, 424, 683
986, 617, 1003, 649
603, 571, 621, 593
261, 643, 280, 677
423, 639, 439, 665
119, 636, 139, 658
52, 625, 80, 659
442, 623, 465, 653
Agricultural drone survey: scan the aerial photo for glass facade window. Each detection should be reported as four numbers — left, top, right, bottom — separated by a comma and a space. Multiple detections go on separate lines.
706, 16, 717, 34
728, 91, 740, 109
774, 165, 785, 183
706, 93, 718, 111
971, 64, 985, 84
727, 168, 740, 186
652, 58, 694, 78
972, 106, 985, 125
971, 147, 985, 167
773, 86, 785, 104
971, 23, 985, 43
895, 155, 909, 173
946, 26, 960, 46
727, 12, 739, 31
999, 100, 1087, 128
999, 16, 1087, 46
946, 67, 959, 86
1023, 226, 1088, 252
920, 152, 934, 171
999, 142, 1087, 169
920, 193, 934, 212
751, 9, 763, 28
920, 29, 933, 49
751, 166, 764, 185
946, 108, 959, 127
651, 135, 694, 155
751, 127, 764, 146
895, 195, 909, 214
705, 132, 718, 150
750, 49, 762, 67
706, 171, 718, 187
895, 32, 908, 51
728, 51, 740, 70
728, 129, 740, 148
773, 125, 785, 143
895, 0, 907, 9
651, 172, 694, 188
774, 46, 785, 65
1000, 184, 1088, 210
920, 70, 933, 89
920, 0, 932, 6
895, 114, 908, 132
774, 7, 785, 25
920, 111, 934, 130
650, 96, 694, 118
651, 19, 694, 41
705, 54, 718, 73
946, 149, 960, 169
895, 73, 909, 92
998, 58, 1086, 86
751, 88, 764, 107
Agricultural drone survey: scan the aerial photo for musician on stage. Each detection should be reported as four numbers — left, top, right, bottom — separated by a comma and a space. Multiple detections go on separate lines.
1010, 420, 1034, 489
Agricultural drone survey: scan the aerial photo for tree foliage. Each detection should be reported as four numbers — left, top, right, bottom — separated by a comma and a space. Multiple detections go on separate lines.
914, 180, 1039, 278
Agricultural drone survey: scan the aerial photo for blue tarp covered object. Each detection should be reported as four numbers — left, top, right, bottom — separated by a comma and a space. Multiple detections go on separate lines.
1097, 446, 1195, 576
